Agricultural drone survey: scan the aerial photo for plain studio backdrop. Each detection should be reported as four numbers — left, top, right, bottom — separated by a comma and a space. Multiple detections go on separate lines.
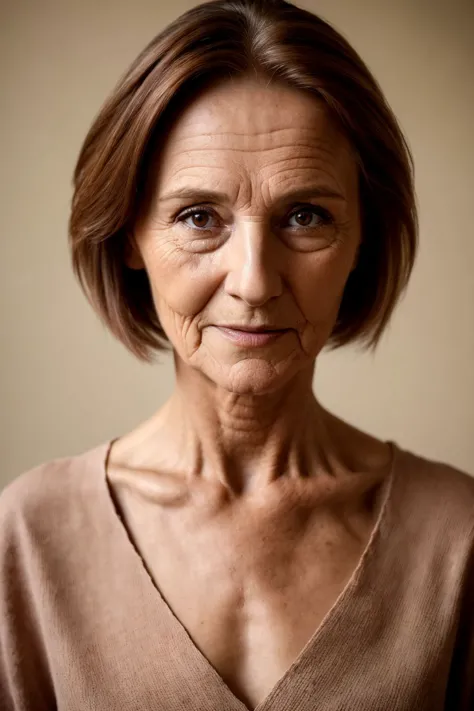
1, 0, 473, 488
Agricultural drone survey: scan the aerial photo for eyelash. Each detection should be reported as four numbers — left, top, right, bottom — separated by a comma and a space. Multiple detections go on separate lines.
176, 204, 334, 231
286, 205, 333, 228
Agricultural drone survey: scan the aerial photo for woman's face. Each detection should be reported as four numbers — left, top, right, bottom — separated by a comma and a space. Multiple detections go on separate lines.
132, 78, 361, 394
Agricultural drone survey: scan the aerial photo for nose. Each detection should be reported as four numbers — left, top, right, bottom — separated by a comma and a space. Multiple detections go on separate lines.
223, 220, 283, 307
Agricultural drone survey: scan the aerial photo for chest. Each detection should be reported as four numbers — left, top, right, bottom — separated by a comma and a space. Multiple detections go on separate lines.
112, 490, 372, 709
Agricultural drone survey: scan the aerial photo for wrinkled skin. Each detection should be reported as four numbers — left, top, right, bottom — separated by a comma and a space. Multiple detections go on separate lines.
109, 78, 391, 710
130, 78, 361, 397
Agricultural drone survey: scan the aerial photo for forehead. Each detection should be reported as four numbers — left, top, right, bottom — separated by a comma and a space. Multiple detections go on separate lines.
154, 78, 356, 196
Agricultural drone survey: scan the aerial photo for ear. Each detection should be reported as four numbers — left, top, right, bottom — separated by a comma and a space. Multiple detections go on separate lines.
124, 234, 145, 270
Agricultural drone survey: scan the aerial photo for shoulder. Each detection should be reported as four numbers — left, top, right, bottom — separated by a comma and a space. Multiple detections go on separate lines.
395, 445, 474, 501
0, 444, 110, 709
390, 444, 474, 537
0, 442, 111, 546
0, 442, 113, 632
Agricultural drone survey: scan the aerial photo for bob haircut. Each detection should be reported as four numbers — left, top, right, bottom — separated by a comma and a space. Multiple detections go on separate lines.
69, 0, 418, 362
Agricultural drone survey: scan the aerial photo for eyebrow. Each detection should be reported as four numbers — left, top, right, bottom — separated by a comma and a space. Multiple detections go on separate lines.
158, 186, 346, 204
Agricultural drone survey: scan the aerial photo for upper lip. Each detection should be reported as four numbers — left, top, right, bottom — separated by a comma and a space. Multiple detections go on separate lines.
218, 325, 288, 332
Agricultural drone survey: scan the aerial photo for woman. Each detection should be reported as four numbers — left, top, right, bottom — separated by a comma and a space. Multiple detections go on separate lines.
1, 0, 473, 709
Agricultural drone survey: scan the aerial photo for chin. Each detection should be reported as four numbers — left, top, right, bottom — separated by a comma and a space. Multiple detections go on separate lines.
205, 357, 301, 395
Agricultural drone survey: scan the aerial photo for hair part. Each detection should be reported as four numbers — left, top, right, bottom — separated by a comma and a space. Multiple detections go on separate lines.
69, 0, 418, 361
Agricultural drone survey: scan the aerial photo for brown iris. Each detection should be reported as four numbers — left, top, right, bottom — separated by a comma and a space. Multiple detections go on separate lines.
191, 211, 210, 228
293, 209, 314, 226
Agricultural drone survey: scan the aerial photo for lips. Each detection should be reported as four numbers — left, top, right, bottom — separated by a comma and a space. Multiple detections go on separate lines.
218, 325, 286, 333
214, 325, 290, 347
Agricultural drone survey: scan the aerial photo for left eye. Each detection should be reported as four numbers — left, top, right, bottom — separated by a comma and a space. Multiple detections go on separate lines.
287, 208, 325, 228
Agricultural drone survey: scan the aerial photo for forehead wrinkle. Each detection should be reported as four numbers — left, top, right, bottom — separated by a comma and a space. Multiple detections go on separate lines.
161, 165, 229, 189
157, 168, 245, 206
165, 140, 339, 158
164, 146, 349, 180
164, 120, 341, 147
162, 137, 351, 188
262, 161, 349, 189
157, 142, 355, 210
166, 165, 230, 179
267, 174, 346, 198
257, 155, 346, 174
168, 123, 336, 142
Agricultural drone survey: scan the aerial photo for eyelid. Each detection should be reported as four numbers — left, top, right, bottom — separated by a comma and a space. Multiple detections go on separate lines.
286, 202, 332, 215
176, 204, 221, 230
177, 204, 216, 218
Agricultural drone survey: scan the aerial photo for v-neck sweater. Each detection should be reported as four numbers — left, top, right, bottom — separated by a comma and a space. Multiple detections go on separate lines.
1, 440, 474, 710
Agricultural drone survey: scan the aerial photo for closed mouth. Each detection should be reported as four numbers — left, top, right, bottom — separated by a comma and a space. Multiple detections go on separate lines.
218, 325, 288, 333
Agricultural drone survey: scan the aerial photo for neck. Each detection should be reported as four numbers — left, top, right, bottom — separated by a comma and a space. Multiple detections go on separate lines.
150, 355, 342, 495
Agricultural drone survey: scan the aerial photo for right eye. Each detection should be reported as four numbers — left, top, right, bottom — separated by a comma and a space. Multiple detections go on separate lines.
179, 208, 216, 230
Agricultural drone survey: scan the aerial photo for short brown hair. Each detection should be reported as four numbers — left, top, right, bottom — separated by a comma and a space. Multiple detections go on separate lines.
69, 0, 418, 361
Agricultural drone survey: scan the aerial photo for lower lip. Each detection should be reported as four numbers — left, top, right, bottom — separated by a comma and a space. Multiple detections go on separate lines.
216, 327, 288, 347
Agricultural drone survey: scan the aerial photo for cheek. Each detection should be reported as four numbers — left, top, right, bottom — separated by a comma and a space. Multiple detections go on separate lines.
142, 246, 220, 326
293, 248, 356, 339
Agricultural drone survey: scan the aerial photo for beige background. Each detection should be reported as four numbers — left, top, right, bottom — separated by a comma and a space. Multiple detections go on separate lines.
1, 0, 473, 488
